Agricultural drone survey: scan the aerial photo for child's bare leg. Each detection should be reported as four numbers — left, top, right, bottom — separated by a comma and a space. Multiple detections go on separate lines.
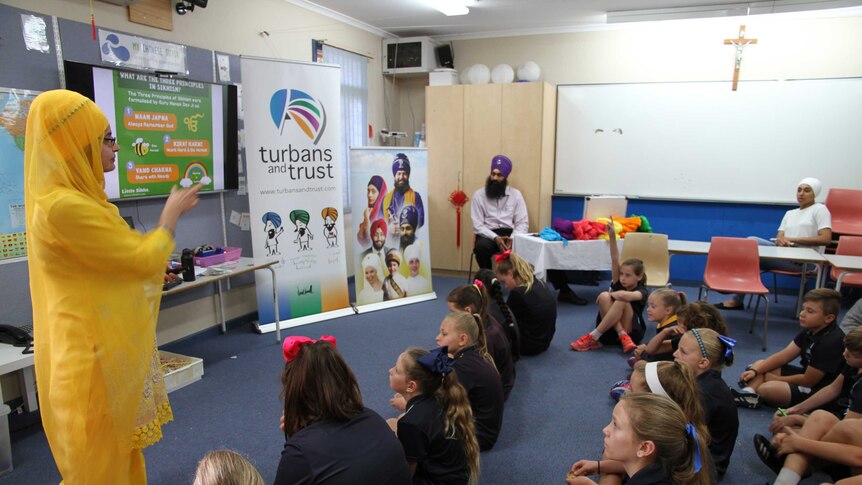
611, 304, 634, 335
757, 381, 793, 408
781, 410, 840, 477
595, 298, 631, 334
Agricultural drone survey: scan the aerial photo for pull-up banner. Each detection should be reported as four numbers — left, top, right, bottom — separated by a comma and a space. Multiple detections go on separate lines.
241, 56, 352, 332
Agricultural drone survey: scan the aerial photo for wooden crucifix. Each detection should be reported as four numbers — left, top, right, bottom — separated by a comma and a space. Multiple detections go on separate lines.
724, 25, 757, 91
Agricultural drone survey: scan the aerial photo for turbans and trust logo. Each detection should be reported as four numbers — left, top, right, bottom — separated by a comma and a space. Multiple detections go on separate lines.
269, 89, 327, 145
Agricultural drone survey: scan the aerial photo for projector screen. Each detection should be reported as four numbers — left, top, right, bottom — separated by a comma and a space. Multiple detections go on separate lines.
64, 61, 238, 200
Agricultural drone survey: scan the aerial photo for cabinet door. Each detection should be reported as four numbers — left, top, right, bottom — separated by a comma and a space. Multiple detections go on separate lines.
426, 85, 465, 271
502, 82, 546, 232
462, 84, 503, 269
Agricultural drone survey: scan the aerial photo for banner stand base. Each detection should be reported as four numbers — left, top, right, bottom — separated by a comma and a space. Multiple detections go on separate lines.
354, 292, 437, 314
256, 307, 357, 336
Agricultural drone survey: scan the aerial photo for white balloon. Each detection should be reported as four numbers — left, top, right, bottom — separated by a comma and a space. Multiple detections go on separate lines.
490, 64, 515, 84
516, 61, 541, 82
460, 65, 473, 84
467, 64, 490, 84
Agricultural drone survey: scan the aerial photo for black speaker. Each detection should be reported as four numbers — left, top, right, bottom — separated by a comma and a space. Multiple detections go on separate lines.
435, 44, 454, 69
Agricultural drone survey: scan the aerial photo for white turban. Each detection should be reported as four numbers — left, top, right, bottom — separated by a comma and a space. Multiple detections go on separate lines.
404, 243, 421, 262
798, 177, 822, 198
362, 253, 381, 275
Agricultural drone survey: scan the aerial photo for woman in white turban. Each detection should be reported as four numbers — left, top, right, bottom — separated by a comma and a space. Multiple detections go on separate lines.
717, 177, 832, 310
358, 253, 384, 304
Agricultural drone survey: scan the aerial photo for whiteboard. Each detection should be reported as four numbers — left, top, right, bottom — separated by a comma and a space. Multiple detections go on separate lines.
554, 79, 862, 204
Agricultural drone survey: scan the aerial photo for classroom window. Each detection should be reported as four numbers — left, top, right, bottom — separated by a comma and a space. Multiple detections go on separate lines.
316, 42, 368, 212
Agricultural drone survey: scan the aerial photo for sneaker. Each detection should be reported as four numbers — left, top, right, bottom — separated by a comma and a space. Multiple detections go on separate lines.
571, 333, 601, 352
619, 334, 637, 353
731, 388, 762, 409
609, 380, 631, 402
627, 355, 639, 368
753, 434, 783, 475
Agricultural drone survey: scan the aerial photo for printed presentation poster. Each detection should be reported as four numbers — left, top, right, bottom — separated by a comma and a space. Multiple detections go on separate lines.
0, 88, 38, 262
92, 68, 225, 199
352, 147, 435, 310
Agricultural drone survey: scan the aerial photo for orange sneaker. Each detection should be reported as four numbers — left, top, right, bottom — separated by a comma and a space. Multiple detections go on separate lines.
619, 334, 637, 353
571, 333, 602, 351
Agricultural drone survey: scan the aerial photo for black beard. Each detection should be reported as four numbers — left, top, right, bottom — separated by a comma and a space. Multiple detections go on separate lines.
373, 240, 384, 251
400, 233, 415, 248
485, 177, 507, 199
395, 179, 409, 194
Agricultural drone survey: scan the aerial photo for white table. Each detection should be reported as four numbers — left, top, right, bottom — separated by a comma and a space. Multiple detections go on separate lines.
512, 234, 622, 280
824, 254, 862, 291
0, 343, 36, 473
163, 257, 281, 342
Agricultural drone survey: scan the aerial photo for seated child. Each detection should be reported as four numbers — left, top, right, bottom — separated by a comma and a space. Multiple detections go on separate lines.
383, 249, 408, 300
571, 222, 648, 353
193, 450, 264, 485
631, 289, 687, 364
634, 300, 728, 366
276, 336, 411, 485
758, 412, 862, 485
566, 393, 711, 485
577, 360, 713, 483
734, 289, 845, 410
475, 269, 520, 360
388, 346, 480, 484
753, 326, 862, 485
448, 283, 516, 401
674, 328, 739, 477
494, 250, 557, 356
436, 311, 505, 450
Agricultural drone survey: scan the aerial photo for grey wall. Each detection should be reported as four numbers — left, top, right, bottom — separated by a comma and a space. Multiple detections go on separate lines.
0, 4, 252, 323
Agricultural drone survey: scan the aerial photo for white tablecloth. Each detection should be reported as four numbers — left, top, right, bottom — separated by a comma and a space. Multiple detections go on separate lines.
513, 234, 622, 280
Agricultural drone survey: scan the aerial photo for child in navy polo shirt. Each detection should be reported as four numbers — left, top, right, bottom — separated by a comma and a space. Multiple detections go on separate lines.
734, 289, 845, 409
435, 311, 505, 450
388, 347, 480, 485
754, 325, 862, 485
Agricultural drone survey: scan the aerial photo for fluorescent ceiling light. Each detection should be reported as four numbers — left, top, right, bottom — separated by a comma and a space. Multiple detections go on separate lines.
431, 0, 469, 16
607, 0, 862, 23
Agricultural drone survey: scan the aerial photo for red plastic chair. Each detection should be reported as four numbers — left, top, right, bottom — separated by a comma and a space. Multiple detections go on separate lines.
698, 237, 771, 350
831, 236, 862, 291
825, 189, 862, 236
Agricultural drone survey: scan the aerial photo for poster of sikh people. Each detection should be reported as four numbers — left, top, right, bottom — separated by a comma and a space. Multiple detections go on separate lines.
351, 148, 434, 306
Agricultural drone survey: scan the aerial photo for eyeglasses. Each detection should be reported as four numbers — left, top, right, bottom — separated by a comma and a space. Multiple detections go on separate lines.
103, 136, 117, 147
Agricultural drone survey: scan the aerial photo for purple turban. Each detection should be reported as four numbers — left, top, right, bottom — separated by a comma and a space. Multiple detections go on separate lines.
392, 153, 411, 176
399, 205, 419, 229
491, 155, 512, 178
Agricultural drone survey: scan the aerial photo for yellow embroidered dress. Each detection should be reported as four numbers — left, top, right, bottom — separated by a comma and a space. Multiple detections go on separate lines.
24, 90, 173, 484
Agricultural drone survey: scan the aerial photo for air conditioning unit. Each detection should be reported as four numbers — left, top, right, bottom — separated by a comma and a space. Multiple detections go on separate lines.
383, 37, 441, 76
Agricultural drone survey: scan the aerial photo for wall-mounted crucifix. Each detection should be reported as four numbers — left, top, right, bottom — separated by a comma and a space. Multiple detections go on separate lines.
724, 25, 757, 91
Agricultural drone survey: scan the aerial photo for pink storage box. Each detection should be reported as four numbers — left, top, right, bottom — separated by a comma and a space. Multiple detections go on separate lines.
194, 247, 241, 267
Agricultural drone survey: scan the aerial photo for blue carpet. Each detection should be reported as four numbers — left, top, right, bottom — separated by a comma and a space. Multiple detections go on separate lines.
3, 275, 854, 484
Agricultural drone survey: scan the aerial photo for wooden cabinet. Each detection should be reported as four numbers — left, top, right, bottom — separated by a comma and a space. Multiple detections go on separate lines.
426, 82, 556, 272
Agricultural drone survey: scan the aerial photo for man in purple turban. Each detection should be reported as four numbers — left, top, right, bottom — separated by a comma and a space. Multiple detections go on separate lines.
399, 205, 419, 252
382, 153, 424, 236
471, 154, 528, 270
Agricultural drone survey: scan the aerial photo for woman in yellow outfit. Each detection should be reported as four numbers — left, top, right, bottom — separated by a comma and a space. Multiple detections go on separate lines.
24, 90, 202, 484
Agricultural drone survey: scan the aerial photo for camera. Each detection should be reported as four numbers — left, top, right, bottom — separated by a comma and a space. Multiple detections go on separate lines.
175, 0, 208, 15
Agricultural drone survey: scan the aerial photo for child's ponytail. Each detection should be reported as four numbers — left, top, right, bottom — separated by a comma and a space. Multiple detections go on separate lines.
476, 269, 520, 360
406, 347, 480, 484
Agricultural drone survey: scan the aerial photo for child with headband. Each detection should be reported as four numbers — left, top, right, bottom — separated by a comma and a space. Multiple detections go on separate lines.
494, 250, 557, 356
566, 393, 711, 485
276, 336, 410, 484
475, 269, 520, 360
632, 300, 728, 368
674, 328, 739, 477
574, 361, 713, 483
388, 346, 480, 484
447, 282, 516, 400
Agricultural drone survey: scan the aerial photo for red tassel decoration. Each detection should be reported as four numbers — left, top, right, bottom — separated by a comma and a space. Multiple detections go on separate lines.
90, 0, 96, 40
